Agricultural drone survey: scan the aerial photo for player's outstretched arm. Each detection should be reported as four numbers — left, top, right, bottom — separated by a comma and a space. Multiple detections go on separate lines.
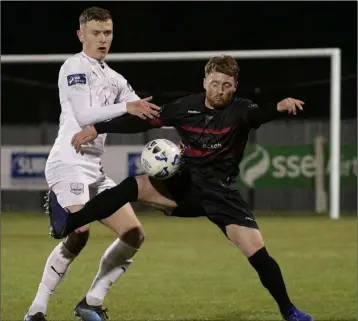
95, 114, 162, 133
245, 98, 304, 129
70, 93, 160, 127
71, 114, 161, 153
71, 97, 181, 152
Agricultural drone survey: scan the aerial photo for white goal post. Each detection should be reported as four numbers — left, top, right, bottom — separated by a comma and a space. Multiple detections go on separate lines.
1, 48, 341, 220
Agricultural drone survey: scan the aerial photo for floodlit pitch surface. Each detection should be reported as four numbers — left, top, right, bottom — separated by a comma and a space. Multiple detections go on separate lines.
1, 212, 355, 321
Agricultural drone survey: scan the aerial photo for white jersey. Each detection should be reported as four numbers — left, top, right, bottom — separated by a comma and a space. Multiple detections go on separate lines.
47, 52, 140, 164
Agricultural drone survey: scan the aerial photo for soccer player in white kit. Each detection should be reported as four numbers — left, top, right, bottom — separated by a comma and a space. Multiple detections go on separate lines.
24, 7, 160, 321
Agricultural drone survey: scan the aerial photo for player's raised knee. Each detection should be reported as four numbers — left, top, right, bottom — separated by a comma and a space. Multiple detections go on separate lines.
63, 202, 90, 255
63, 230, 90, 255
226, 224, 265, 257
121, 225, 145, 248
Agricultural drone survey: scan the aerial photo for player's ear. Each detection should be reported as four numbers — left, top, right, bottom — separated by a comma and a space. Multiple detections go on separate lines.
203, 78, 208, 90
77, 29, 84, 43
233, 81, 238, 92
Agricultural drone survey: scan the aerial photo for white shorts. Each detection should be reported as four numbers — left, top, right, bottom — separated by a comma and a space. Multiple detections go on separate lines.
45, 160, 116, 208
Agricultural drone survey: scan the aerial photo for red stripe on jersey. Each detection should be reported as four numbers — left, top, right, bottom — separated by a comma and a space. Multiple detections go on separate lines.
150, 118, 163, 127
184, 145, 229, 157
180, 125, 232, 134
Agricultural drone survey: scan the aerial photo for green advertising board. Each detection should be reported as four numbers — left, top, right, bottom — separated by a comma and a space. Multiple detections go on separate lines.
237, 144, 357, 188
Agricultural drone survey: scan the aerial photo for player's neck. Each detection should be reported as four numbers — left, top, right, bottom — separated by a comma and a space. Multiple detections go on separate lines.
82, 50, 103, 63
205, 96, 235, 110
204, 98, 215, 109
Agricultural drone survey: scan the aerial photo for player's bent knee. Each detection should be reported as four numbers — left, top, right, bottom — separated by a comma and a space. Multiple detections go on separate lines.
226, 224, 265, 257
121, 225, 145, 248
62, 204, 90, 255
248, 236, 265, 256
63, 229, 90, 255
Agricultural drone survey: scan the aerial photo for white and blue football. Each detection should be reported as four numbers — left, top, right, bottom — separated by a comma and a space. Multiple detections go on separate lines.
140, 139, 182, 179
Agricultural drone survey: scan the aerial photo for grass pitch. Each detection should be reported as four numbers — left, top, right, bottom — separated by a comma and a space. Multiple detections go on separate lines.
1, 211, 356, 321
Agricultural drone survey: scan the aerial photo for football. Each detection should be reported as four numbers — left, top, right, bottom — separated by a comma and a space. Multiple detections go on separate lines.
141, 139, 182, 179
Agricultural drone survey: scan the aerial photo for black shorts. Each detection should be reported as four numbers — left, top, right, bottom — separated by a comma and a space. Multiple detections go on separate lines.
155, 169, 259, 234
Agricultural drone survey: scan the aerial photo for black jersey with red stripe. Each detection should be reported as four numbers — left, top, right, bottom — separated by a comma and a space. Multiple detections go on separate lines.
151, 93, 279, 181
94, 93, 280, 182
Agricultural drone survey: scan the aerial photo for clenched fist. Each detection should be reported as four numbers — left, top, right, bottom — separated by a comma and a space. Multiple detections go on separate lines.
277, 98, 305, 115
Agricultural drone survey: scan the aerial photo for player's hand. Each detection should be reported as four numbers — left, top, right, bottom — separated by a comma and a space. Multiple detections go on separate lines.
71, 126, 98, 153
127, 96, 161, 120
277, 98, 305, 115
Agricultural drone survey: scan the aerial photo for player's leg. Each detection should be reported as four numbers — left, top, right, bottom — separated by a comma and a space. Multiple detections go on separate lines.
74, 204, 143, 320
74, 177, 146, 320
25, 182, 91, 321
49, 175, 178, 239
225, 225, 313, 321
206, 189, 313, 321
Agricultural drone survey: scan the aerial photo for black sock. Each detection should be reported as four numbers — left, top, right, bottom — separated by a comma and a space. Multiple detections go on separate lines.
248, 247, 294, 316
65, 176, 138, 235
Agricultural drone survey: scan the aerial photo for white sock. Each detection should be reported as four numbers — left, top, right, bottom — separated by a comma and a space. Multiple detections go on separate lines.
86, 239, 138, 306
28, 242, 76, 315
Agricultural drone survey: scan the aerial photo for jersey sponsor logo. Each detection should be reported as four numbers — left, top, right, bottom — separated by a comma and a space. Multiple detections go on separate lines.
248, 103, 259, 109
67, 73, 86, 86
202, 143, 222, 149
244, 217, 255, 221
70, 182, 84, 195
188, 110, 201, 114
198, 137, 222, 149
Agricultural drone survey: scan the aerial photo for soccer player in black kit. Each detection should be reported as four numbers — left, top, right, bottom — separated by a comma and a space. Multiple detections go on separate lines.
48, 56, 313, 321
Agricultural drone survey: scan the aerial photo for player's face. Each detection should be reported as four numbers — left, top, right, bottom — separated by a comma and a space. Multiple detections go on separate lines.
77, 19, 113, 60
203, 72, 237, 108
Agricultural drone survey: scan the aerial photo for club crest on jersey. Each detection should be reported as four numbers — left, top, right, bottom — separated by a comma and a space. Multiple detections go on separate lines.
70, 182, 84, 195
67, 73, 86, 86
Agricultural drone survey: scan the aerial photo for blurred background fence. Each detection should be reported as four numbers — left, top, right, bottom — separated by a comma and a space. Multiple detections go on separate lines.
2, 118, 356, 213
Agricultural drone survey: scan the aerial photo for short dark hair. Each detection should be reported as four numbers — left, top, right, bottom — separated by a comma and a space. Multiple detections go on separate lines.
79, 7, 112, 25
205, 55, 240, 81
